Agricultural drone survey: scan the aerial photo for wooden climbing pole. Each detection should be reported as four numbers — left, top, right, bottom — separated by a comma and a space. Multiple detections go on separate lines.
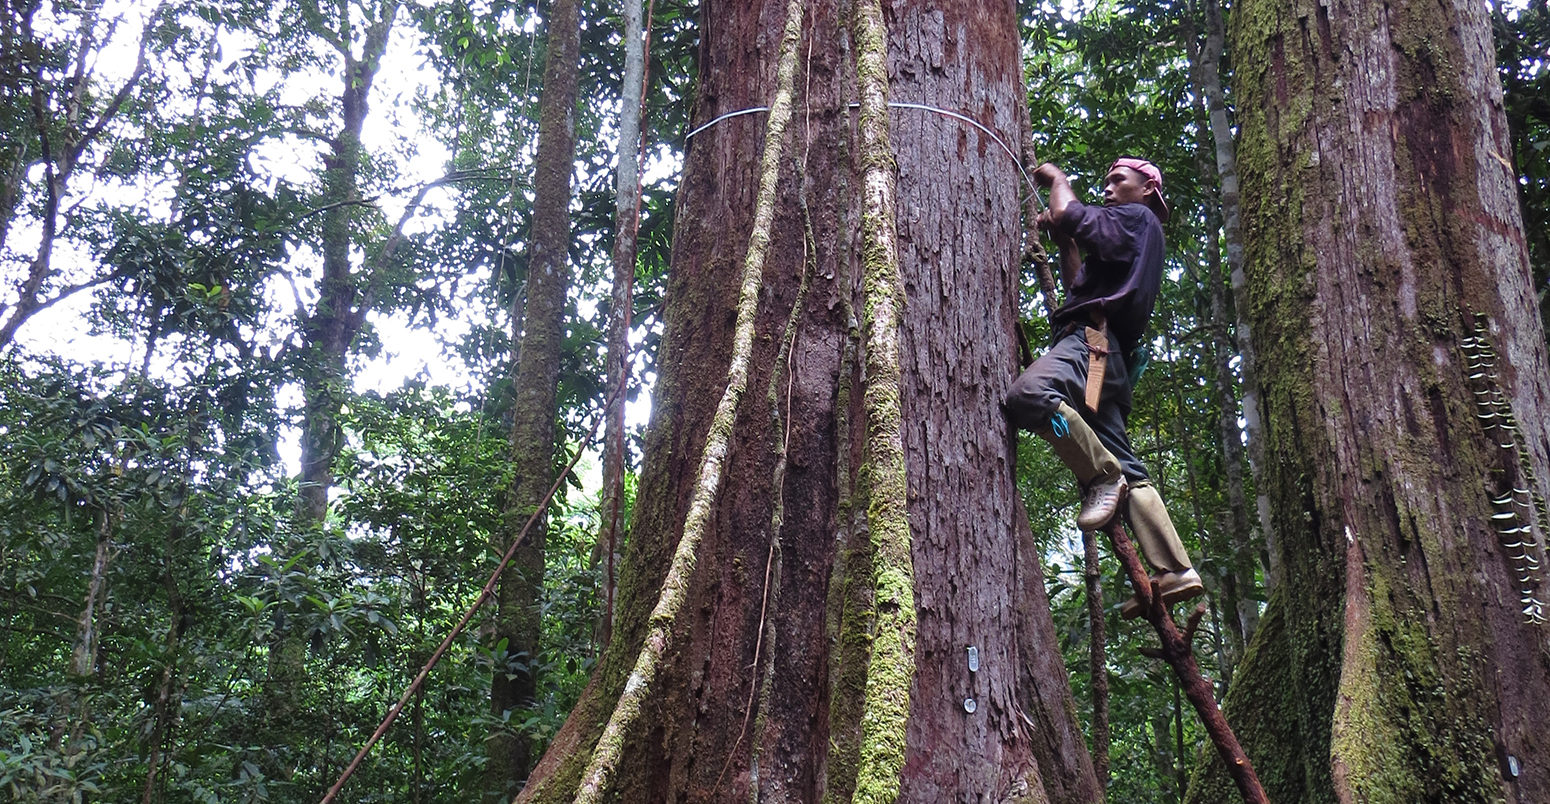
1101, 518, 1269, 804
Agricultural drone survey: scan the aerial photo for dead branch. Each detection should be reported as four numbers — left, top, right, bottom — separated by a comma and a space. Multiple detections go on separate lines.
1103, 519, 1269, 804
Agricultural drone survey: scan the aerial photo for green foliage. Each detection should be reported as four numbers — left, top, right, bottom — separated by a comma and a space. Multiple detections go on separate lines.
26, 0, 1545, 797
0, 360, 618, 801
3, 0, 671, 794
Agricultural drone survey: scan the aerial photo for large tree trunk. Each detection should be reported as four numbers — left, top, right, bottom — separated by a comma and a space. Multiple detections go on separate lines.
518, 2, 1098, 801
1188, 0, 1550, 797
488, 0, 582, 792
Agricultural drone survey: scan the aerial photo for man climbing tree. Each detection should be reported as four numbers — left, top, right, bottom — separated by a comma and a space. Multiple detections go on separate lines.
1007, 157, 1205, 618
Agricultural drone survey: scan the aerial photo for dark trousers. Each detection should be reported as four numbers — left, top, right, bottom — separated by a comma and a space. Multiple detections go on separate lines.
1005, 328, 1150, 482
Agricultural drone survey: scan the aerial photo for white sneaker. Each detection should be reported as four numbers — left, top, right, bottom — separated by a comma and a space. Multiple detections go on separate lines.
1077, 474, 1128, 531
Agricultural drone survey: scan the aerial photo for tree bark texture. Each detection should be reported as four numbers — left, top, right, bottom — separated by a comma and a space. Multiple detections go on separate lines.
490, 0, 583, 790
518, 1, 1098, 802
1189, 0, 1550, 798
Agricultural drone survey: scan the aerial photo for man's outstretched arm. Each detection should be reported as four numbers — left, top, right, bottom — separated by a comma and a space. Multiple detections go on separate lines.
1033, 163, 1082, 290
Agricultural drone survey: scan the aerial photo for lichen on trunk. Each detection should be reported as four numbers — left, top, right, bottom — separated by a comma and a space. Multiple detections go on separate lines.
850, 0, 916, 799
488, 0, 583, 789
569, 0, 810, 799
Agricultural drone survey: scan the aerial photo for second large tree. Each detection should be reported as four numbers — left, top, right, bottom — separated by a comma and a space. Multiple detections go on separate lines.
1189, 0, 1550, 798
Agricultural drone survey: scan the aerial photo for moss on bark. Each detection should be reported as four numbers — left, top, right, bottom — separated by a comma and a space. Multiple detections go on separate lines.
523, 1, 1099, 798
851, 0, 916, 799
1185, 594, 1308, 803
567, 0, 810, 800
1213, 0, 1550, 796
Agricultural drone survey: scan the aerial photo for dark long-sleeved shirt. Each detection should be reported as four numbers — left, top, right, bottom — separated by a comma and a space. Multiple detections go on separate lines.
1048, 200, 1164, 355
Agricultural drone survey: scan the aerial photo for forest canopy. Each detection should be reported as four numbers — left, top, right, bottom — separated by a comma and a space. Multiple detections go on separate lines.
2, 0, 1547, 801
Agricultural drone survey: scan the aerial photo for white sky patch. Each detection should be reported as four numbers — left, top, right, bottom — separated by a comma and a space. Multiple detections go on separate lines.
10, 6, 492, 479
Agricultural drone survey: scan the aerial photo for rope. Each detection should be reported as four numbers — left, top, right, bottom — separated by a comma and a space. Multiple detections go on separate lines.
683, 105, 773, 141
685, 101, 1045, 209
882, 101, 1037, 203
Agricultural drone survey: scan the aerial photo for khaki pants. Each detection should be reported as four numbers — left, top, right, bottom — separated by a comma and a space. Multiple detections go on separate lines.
1005, 328, 1147, 482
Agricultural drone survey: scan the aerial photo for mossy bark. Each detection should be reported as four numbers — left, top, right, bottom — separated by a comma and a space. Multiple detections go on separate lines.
851, 0, 915, 799
1189, 0, 1550, 798
489, 0, 582, 791
518, 2, 1097, 801
570, 0, 808, 798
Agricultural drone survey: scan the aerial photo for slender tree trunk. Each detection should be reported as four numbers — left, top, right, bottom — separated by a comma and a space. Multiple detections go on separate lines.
597, 0, 648, 652
1081, 528, 1110, 790
411, 685, 425, 804
55, 506, 114, 755
0, 139, 24, 258
1189, 0, 1550, 797
269, 0, 399, 765
1172, 680, 1186, 802
71, 508, 112, 680
410, 576, 427, 804
0, 0, 24, 254
141, 529, 186, 804
1182, 218, 1255, 668
1191, 0, 1279, 592
1180, 36, 1260, 651
1205, 244, 1259, 654
518, 2, 1099, 801
487, 0, 582, 791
